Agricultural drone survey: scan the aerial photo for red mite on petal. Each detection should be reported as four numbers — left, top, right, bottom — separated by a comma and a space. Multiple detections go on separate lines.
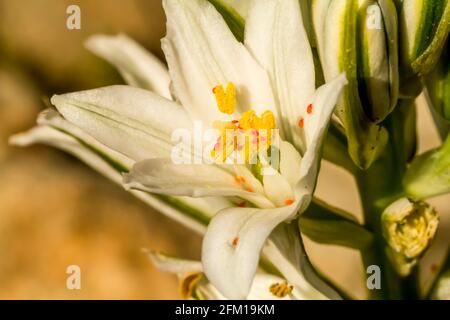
284, 198, 294, 205
298, 117, 304, 129
307, 104, 313, 114
238, 201, 246, 207
234, 176, 246, 184
231, 237, 240, 246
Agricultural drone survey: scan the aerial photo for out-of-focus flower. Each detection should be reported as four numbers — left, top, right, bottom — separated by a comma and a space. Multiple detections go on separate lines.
12, 0, 347, 300
311, 0, 397, 169
382, 198, 439, 276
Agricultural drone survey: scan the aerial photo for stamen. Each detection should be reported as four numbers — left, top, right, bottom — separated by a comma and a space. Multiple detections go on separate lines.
210, 82, 277, 165
260, 110, 276, 129
213, 82, 236, 115
180, 272, 203, 299
239, 110, 256, 130
225, 82, 236, 114
269, 282, 293, 298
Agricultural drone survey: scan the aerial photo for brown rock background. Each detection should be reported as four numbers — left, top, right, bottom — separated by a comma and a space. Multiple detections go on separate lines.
0, 0, 448, 299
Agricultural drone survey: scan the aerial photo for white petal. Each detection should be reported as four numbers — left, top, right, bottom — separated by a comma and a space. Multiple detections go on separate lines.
321, 0, 347, 81
233, 165, 265, 194
39, 109, 134, 169
295, 74, 348, 197
162, 0, 276, 123
202, 204, 299, 299
263, 168, 294, 207
10, 112, 213, 234
147, 251, 203, 275
85, 34, 172, 99
311, 0, 332, 68
222, 0, 252, 19
279, 140, 302, 188
10, 125, 125, 184
124, 159, 275, 209
245, 0, 315, 150
263, 223, 341, 300
51, 85, 193, 161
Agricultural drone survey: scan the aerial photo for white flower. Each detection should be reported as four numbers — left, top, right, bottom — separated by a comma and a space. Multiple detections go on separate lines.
148, 251, 305, 300
11, 0, 347, 300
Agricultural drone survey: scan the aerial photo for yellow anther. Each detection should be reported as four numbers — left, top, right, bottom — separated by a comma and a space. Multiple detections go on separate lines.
239, 110, 276, 131
269, 282, 293, 298
260, 111, 276, 130
213, 82, 236, 115
225, 82, 236, 114
239, 110, 256, 130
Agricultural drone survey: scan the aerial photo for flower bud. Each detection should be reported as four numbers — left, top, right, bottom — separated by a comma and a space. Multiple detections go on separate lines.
397, 0, 450, 79
358, 0, 399, 122
403, 134, 450, 200
312, 0, 396, 169
382, 198, 439, 275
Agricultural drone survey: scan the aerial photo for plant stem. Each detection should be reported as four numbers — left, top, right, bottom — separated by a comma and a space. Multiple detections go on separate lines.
356, 101, 420, 299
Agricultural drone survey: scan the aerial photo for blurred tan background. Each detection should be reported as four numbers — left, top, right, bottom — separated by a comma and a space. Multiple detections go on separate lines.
0, 0, 448, 300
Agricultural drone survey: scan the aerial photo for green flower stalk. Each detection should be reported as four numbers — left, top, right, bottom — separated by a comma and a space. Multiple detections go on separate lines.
382, 198, 439, 276
312, 0, 398, 169
425, 40, 450, 122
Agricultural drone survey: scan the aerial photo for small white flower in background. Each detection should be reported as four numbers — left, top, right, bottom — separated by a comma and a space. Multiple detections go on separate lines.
11, 0, 347, 300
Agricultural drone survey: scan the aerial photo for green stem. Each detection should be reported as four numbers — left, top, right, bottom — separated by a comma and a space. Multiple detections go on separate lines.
356, 100, 419, 300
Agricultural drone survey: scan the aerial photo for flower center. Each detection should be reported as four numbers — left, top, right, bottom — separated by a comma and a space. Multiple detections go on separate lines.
211, 82, 277, 164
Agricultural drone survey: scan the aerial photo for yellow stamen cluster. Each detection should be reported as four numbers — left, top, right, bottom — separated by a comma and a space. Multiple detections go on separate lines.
269, 282, 293, 298
210, 82, 277, 164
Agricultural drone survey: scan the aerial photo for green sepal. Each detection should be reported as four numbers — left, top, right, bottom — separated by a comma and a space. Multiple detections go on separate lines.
299, 198, 374, 250
208, 0, 245, 42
